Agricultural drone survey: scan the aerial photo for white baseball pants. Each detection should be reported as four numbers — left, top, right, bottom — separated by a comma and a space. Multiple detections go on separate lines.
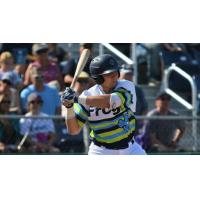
88, 141, 146, 155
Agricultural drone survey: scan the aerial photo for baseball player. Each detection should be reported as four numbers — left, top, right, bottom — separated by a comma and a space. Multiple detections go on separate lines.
61, 54, 146, 155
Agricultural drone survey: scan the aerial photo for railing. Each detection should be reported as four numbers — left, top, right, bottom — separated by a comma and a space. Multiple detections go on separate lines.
1, 114, 200, 154
0, 114, 64, 119
1, 114, 199, 120
163, 63, 198, 151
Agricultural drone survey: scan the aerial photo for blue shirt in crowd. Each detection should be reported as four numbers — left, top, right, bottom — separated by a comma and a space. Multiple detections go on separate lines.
20, 84, 61, 115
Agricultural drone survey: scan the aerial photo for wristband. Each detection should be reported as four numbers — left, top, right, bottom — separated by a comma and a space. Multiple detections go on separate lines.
65, 107, 75, 120
78, 95, 87, 106
64, 102, 73, 108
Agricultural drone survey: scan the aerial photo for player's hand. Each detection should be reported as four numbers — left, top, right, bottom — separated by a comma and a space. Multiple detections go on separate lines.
61, 87, 77, 108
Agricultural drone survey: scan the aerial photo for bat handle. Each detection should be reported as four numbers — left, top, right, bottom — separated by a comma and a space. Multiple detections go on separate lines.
70, 79, 76, 89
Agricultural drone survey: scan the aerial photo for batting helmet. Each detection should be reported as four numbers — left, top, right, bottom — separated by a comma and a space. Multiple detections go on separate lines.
89, 54, 120, 84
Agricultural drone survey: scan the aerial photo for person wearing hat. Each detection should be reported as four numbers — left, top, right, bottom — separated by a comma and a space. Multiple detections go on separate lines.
24, 43, 63, 88
19, 92, 59, 153
141, 91, 186, 152
47, 43, 67, 64
0, 51, 23, 90
0, 73, 21, 114
20, 67, 61, 115
74, 71, 90, 94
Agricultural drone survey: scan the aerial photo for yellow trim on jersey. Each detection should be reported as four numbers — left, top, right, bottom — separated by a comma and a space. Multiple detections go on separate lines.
95, 130, 134, 143
74, 103, 88, 119
89, 110, 134, 130
94, 119, 135, 138
89, 118, 119, 129
77, 120, 84, 128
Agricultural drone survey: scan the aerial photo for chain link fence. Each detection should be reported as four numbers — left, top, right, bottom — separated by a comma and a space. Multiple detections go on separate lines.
137, 115, 200, 154
0, 114, 200, 154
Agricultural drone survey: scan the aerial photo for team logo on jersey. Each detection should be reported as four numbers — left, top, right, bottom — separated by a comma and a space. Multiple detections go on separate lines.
88, 106, 120, 117
118, 113, 129, 131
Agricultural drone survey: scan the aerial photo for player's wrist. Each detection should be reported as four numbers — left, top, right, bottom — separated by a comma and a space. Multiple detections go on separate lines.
65, 106, 75, 120
64, 102, 74, 108
78, 95, 87, 106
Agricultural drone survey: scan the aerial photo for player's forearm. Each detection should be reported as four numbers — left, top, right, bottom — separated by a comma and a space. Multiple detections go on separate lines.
79, 93, 122, 109
63, 105, 81, 135
85, 94, 111, 108
66, 118, 81, 135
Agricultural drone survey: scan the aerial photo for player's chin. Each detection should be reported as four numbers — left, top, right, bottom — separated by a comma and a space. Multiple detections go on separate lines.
113, 79, 118, 85
110, 82, 117, 89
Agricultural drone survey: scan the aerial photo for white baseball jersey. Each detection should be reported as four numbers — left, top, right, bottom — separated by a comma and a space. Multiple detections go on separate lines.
74, 80, 137, 144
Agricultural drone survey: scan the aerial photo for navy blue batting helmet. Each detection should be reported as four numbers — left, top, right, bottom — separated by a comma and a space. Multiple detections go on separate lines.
89, 54, 119, 84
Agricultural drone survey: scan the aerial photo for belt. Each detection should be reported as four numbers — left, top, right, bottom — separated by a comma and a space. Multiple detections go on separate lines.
93, 136, 134, 150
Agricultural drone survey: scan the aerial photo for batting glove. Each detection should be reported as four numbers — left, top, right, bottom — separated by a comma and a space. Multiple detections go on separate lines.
61, 87, 78, 108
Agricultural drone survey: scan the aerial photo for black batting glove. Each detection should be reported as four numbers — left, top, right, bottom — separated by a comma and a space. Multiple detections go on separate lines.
61, 87, 78, 108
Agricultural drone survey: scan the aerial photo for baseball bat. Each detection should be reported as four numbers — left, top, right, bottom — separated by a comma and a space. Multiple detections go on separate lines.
70, 49, 90, 89
17, 131, 29, 151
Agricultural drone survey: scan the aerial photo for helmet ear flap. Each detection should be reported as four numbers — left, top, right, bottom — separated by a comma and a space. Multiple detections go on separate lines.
93, 75, 104, 84
117, 70, 120, 77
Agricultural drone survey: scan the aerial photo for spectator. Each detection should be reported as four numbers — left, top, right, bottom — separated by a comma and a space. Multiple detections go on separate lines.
60, 71, 90, 153
19, 93, 59, 153
160, 43, 200, 71
0, 51, 23, 89
184, 43, 200, 64
20, 67, 61, 115
0, 93, 20, 152
47, 43, 67, 64
24, 43, 63, 88
0, 43, 33, 65
141, 91, 185, 152
159, 43, 192, 74
64, 43, 95, 87
161, 43, 184, 53
160, 43, 200, 97
0, 73, 21, 114
60, 55, 76, 87
14, 64, 27, 87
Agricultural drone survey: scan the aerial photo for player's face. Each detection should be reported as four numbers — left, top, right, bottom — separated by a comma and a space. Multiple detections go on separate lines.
102, 71, 118, 88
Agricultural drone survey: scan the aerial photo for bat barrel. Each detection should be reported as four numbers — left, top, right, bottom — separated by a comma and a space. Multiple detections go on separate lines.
70, 49, 90, 89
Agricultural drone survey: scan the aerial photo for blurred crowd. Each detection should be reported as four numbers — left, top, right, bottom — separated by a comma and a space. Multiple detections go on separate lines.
0, 43, 197, 154
0, 43, 93, 153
